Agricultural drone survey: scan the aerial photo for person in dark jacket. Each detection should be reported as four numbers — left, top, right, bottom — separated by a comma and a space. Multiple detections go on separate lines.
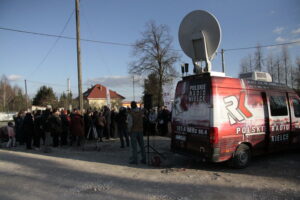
48, 108, 62, 147
103, 106, 111, 139
23, 112, 34, 149
84, 110, 92, 139
70, 109, 85, 147
33, 110, 43, 149
157, 106, 170, 136
116, 107, 130, 148
93, 111, 105, 142
41, 109, 51, 145
14, 111, 25, 145
148, 108, 157, 135
110, 108, 117, 138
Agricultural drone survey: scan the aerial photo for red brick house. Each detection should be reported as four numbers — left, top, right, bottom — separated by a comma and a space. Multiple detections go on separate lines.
83, 84, 125, 109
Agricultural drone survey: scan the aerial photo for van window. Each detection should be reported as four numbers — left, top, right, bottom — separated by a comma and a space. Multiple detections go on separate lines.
292, 98, 300, 117
269, 96, 288, 116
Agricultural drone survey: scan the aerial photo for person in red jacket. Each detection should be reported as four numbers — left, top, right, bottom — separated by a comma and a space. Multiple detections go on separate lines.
70, 109, 85, 147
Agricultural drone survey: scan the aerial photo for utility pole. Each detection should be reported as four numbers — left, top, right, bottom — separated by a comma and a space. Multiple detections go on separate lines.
24, 79, 28, 110
2, 81, 6, 112
277, 59, 280, 83
67, 78, 71, 94
75, 0, 83, 112
221, 49, 225, 73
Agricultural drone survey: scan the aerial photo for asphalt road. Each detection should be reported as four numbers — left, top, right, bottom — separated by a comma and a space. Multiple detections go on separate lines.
0, 137, 299, 200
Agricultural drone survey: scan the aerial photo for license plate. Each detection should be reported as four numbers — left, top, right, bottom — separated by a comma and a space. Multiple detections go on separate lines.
175, 135, 186, 141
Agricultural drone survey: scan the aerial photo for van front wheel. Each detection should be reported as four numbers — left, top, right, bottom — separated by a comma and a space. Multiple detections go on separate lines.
231, 144, 251, 168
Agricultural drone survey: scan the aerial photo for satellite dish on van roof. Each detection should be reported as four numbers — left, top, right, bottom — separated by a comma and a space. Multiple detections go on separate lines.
178, 10, 221, 73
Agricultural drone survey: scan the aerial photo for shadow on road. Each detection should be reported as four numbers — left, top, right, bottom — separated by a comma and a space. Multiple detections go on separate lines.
1, 149, 299, 200
1, 136, 300, 183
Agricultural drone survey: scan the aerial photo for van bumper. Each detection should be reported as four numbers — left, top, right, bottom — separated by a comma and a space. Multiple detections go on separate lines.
171, 147, 221, 162
211, 147, 221, 162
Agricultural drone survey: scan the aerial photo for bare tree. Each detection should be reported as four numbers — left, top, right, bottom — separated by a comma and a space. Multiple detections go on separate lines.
240, 57, 249, 73
266, 52, 276, 81
295, 56, 300, 89
239, 54, 253, 73
0, 75, 13, 112
129, 21, 180, 106
274, 55, 287, 84
0, 75, 27, 112
281, 45, 291, 86
254, 44, 264, 71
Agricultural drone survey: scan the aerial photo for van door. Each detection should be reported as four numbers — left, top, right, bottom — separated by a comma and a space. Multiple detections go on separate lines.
289, 95, 300, 146
267, 92, 290, 151
261, 92, 270, 151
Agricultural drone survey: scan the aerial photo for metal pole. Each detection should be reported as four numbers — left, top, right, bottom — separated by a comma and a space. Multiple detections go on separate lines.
75, 0, 83, 112
3, 81, 6, 112
67, 78, 70, 109
24, 79, 28, 110
284, 58, 288, 86
133, 75, 135, 101
221, 49, 225, 73
277, 60, 280, 83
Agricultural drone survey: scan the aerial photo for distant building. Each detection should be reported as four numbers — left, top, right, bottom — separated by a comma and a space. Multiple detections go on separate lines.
83, 84, 125, 109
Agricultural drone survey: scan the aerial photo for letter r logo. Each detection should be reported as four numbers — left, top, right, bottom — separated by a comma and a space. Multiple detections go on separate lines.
224, 91, 252, 125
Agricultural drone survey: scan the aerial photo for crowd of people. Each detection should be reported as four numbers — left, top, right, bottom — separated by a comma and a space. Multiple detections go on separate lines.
1, 102, 171, 165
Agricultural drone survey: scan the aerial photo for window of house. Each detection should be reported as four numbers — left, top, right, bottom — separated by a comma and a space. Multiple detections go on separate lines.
269, 96, 288, 116
292, 98, 300, 117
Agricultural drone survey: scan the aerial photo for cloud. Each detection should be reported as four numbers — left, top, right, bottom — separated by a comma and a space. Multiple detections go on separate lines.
275, 36, 286, 43
266, 46, 279, 51
273, 27, 284, 34
86, 75, 144, 88
291, 38, 300, 46
7, 74, 23, 81
291, 28, 300, 35
269, 10, 275, 15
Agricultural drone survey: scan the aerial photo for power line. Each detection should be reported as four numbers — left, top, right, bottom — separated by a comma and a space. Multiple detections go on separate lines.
26, 79, 76, 88
223, 41, 300, 52
1, 26, 300, 52
29, 9, 75, 76
0, 26, 134, 47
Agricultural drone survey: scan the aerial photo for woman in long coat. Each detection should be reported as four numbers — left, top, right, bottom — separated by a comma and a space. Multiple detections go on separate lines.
23, 112, 34, 149
70, 109, 84, 147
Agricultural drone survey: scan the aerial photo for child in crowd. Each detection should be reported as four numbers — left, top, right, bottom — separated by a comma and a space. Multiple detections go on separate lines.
6, 122, 16, 148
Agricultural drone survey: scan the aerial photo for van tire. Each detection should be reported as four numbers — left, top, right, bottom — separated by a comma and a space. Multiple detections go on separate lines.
230, 144, 251, 168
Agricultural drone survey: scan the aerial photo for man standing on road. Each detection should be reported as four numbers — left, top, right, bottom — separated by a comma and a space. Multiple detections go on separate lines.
128, 101, 146, 164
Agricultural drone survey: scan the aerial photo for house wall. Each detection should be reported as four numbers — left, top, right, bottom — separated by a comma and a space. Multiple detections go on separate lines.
88, 98, 123, 110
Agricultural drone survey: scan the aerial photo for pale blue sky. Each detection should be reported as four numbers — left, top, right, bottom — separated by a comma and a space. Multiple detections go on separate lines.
0, 0, 300, 100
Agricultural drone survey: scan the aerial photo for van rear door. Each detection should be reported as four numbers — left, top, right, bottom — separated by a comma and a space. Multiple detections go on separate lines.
288, 94, 300, 146
171, 75, 212, 157
267, 92, 290, 150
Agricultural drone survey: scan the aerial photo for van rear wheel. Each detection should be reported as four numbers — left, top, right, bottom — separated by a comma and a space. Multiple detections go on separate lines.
230, 144, 251, 168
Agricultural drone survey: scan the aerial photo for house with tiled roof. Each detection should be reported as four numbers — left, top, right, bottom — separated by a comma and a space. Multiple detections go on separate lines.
83, 84, 125, 109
